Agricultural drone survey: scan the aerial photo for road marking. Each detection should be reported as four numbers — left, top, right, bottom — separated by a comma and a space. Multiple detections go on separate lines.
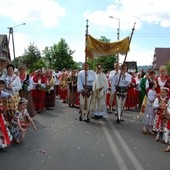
101, 123, 129, 170
106, 119, 144, 170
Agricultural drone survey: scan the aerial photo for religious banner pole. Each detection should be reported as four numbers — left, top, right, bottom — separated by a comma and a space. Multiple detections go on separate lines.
117, 22, 136, 86
123, 22, 136, 63
84, 19, 89, 110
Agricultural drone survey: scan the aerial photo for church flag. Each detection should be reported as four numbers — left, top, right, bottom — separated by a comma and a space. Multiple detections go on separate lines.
86, 35, 130, 58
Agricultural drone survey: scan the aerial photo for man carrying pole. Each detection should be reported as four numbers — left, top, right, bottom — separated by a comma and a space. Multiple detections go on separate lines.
77, 62, 95, 122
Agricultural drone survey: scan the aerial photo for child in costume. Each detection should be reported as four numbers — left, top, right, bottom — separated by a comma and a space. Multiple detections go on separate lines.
12, 98, 37, 144
0, 80, 13, 149
153, 87, 170, 142
142, 81, 157, 134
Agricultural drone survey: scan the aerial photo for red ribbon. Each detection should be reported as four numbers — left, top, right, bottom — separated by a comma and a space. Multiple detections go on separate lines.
0, 114, 11, 145
156, 109, 163, 129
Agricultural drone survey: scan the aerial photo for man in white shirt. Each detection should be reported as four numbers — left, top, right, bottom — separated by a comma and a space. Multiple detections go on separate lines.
77, 62, 95, 122
108, 63, 120, 113
111, 63, 131, 123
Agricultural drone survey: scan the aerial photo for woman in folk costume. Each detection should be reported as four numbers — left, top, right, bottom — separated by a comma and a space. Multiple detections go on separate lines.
3, 64, 22, 128
67, 70, 77, 107
125, 72, 136, 110
0, 80, 13, 148
74, 70, 80, 107
18, 65, 36, 117
32, 69, 47, 113
45, 70, 55, 109
155, 65, 170, 97
106, 75, 112, 110
59, 71, 68, 103
90, 64, 108, 118
134, 72, 142, 110
153, 87, 169, 142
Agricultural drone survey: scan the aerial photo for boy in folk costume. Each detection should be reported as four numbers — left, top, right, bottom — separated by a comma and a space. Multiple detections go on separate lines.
153, 87, 170, 142
90, 64, 108, 118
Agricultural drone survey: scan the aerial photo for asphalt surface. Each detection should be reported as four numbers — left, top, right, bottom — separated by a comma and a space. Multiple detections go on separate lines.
0, 97, 169, 170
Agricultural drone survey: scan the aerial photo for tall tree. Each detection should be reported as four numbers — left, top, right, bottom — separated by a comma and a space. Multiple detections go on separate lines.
43, 38, 77, 70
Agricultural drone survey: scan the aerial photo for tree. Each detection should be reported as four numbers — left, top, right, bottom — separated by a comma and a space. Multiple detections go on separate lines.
14, 43, 44, 72
43, 38, 77, 70
166, 62, 170, 75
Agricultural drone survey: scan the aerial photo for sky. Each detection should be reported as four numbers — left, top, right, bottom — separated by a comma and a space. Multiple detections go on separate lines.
0, 0, 170, 66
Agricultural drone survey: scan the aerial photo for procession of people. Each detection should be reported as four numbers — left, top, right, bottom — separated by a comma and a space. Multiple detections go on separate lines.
0, 57, 170, 152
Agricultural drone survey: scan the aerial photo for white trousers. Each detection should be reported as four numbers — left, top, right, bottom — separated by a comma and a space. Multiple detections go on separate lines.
79, 94, 92, 119
116, 93, 127, 120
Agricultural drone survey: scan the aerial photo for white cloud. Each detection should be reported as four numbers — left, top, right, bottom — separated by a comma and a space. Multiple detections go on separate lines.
0, 0, 65, 27
82, 0, 170, 66
84, 0, 170, 30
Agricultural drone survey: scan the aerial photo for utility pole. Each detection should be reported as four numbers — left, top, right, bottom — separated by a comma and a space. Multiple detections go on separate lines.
8, 23, 26, 63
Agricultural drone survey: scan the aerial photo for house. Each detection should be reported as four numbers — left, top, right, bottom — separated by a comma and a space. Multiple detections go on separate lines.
152, 48, 170, 71
0, 34, 11, 61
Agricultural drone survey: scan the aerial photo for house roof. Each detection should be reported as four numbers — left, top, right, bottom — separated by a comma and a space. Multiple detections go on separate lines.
154, 48, 170, 68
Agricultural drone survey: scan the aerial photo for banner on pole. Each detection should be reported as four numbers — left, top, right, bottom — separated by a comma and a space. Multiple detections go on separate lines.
86, 35, 130, 58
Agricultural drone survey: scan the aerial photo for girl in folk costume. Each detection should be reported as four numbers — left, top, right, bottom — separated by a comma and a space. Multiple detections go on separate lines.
125, 72, 136, 110
18, 65, 36, 117
142, 81, 157, 134
90, 64, 108, 118
153, 87, 169, 142
59, 72, 68, 103
155, 66, 170, 97
45, 70, 55, 109
3, 64, 22, 128
0, 80, 13, 148
32, 69, 47, 113
163, 90, 170, 144
67, 70, 77, 107
140, 71, 156, 115
164, 102, 170, 152
11, 98, 36, 144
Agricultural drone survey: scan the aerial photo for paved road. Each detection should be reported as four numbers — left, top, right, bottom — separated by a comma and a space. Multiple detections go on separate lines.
0, 97, 169, 170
